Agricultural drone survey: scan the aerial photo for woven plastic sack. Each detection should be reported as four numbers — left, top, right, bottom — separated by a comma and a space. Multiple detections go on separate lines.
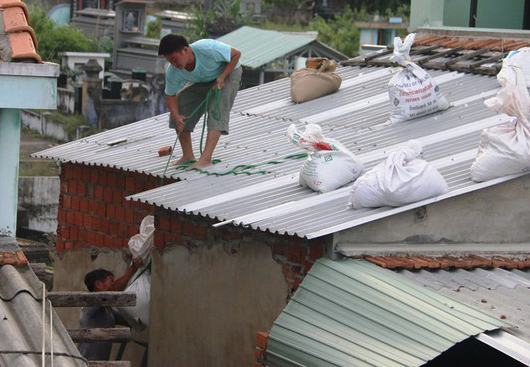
290, 58, 342, 103
349, 140, 448, 208
470, 51, 530, 182
288, 123, 364, 192
119, 215, 154, 331
388, 33, 449, 123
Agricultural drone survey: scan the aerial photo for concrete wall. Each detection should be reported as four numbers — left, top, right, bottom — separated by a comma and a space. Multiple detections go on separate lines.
410, 0, 445, 31
58, 88, 76, 115
21, 110, 69, 142
53, 250, 148, 367
18, 176, 60, 234
335, 175, 530, 245
148, 243, 287, 367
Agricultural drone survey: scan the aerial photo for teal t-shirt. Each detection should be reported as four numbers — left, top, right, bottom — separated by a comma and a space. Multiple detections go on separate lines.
164, 39, 240, 95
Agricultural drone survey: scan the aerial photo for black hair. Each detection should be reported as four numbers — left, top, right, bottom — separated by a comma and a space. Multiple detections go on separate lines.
84, 269, 113, 292
158, 34, 189, 56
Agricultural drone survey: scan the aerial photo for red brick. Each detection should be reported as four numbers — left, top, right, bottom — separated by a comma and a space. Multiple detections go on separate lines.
75, 211, 83, 226
102, 187, 112, 202
128, 226, 138, 238
171, 217, 182, 234
106, 205, 116, 219
56, 237, 65, 252
112, 189, 123, 204
86, 231, 96, 246
154, 230, 164, 248
80, 198, 89, 212
65, 241, 74, 251
134, 211, 146, 224
104, 235, 114, 247
61, 226, 70, 240
58, 209, 66, 223
95, 232, 105, 247
287, 244, 302, 264
145, 181, 157, 191
95, 186, 104, 201
79, 228, 87, 243
119, 223, 128, 237
98, 171, 108, 186
81, 165, 91, 181
70, 226, 78, 241
134, 178, 145, 193
125, 177, 135, 193
113, 236, 124, 248
100, 219, 109, 233
66, 211, 75, 225
115, 207, 125, 221
64, 164, 75, 179
77, 182, 86, 196
182, 222, 207, 240
83, 214, 93, 229
125, 209, 134, 224
107, 173, 118, 188
89, 200, 97, 214
158, 146, 172, 157
63, 195, 72, 209
89, 168, 99, 184
96, 202, 106, 217
159, 215, 171, 231
68, 180, 77, 195
71, 196, 80, 211
256, 332, 269, 349
309, 244, 324, 261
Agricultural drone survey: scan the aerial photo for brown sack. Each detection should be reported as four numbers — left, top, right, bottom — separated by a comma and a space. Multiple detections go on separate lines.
305, 57, 338, 72
290, 60, 342, 103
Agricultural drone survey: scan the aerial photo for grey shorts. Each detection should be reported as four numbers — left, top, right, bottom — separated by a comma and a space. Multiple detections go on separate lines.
169, 67, 242, 135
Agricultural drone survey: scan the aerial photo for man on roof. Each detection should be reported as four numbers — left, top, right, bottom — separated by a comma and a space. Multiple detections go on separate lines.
158, 34, 242, 168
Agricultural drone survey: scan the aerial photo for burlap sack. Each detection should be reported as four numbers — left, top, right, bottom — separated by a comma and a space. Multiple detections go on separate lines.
291, 58, 342, 103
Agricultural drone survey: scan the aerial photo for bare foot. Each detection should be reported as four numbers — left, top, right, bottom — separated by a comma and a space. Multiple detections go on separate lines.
171, 156, 196, 167
189, 160, 212, 169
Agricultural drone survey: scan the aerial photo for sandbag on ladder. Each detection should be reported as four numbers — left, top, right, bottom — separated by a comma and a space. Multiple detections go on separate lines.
388, 33, 449, 124
470, 49, 530, 182
287, 123, 364, 193
119, 215, 154, 331
349, 140, 448, 208
290, 58, 342, 103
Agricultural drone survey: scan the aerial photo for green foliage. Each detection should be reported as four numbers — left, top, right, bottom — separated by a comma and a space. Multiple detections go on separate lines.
146, 18, 162, 39
49, 112, 88, 139
309, 7, 360, 57
29, 6, 95, 63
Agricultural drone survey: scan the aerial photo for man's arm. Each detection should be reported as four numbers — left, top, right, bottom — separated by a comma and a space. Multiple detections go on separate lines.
215, 47, 241, 89
108, 258, 143, 291
165, 94, 186, 131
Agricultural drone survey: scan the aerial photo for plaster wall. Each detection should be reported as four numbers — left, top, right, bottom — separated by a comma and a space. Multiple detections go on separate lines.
148, 242, 288, 367
18, 176, 59, 233
335, 175, 530, 245
53, 250, 148, 367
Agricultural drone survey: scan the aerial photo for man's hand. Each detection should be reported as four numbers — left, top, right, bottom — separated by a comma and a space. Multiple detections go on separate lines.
215, 76, 225, 89
131, 257, 143, 270
173, 114, 188, 132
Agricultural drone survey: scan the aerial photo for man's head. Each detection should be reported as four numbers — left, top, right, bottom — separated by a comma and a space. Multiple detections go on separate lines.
158, 34, 194, 69
84, 269, 114, 292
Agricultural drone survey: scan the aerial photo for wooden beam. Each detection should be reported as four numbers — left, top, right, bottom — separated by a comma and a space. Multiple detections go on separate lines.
68, 328, 131, 343
88, 362, 131, 367
417, 47, 463, 65
445, 48, 489, 66
48, 291, 136, 307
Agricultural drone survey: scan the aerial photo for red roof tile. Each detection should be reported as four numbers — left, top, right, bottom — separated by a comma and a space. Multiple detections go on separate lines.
0, 251, 28, 267
414, 34, 530, 52
363, 254, 530, 270
0, 0, 41, 63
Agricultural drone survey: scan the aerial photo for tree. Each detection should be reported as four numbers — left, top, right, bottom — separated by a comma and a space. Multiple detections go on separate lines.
309, 7, 360, 57
29, 6, 94, 63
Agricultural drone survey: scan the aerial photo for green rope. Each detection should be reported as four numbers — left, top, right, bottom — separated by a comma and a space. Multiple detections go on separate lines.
171, 152, 308, 177
161, 88, 221, 185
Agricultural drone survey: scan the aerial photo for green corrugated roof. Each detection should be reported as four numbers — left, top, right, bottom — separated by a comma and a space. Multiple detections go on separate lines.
216, 26, 317, 69
267, 258, 508, 367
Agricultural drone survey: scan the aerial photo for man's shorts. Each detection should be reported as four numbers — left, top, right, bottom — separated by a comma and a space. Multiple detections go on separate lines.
169, 67, 243, 135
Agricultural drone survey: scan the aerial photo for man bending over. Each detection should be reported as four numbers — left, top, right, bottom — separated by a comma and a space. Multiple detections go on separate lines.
158, 34, 242, 168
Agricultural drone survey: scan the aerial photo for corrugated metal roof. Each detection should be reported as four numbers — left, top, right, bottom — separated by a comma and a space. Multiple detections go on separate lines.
32, 64, 529, 239
0, 239, 86, 366
216, 26, 345, 69
398, 267, 530, 343
266, 258, 508, 367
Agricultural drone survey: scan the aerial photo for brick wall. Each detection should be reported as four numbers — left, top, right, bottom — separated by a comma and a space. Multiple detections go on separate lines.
153, 206, 330, 295
56, 163, 175, 253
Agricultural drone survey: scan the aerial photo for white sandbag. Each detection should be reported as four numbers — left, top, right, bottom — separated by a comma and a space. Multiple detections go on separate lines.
349, 140, 449, 208
504, 47, 530, 88
120, 267, 150, 331
388, 33, 449, 124
470, 53, 530, 182
299, 150, 364, 193
287, 123, 364, 192
119, 215, 154, 331
128, 215, 154, 264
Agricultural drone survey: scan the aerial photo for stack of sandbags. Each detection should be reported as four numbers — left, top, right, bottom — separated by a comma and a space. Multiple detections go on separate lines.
388, 33, 449, 123
470, 49, 530, 182
287, 123, 363, 193
349, 140, 448, 208
290, 57, 342, 103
